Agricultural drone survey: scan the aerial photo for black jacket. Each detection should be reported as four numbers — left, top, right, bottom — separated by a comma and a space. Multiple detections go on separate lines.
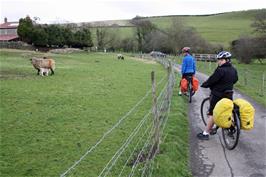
201, 62, 238, 97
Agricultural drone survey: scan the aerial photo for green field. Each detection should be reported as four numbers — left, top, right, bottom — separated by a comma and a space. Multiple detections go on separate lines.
0, 49, 191, 176
149, 10, 260, 46
89, 9, 265, 47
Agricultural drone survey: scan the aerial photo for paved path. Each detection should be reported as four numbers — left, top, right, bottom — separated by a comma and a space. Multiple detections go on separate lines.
188, 71, 266, 177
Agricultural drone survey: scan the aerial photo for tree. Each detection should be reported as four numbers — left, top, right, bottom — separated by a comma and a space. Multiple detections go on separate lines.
164, 19, 214, 54
251, 10, 266, 36
120, 37, 137, 52
96, 28, 107, 50
62, 26, 74, 47
130, 18, 156, 52
31, 25, 48, 47
231, 37, 253, 64
73, 28, 93, 48
17, 16, 34, 43
45, 25, 65, 47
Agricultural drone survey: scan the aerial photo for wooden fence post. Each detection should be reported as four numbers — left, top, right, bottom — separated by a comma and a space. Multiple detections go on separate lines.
262, 72, 265, 96
167, 60, 172, 108
151, 71, 160, 156
244, 70, 248, 86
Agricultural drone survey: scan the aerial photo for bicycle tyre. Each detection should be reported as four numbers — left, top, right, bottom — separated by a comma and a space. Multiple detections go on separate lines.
222, 111, 240, 150
200, 97, 210, 126
188, 82, 192, 103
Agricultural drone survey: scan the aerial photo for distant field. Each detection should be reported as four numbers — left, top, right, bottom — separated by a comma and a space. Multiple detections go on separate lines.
88, 9, 264, 48
0, 49, 191, 176
90, 26, 135, 46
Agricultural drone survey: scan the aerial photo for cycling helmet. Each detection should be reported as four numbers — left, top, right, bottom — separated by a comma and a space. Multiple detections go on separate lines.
216, 51, 232, 60
182, 47, 191, 53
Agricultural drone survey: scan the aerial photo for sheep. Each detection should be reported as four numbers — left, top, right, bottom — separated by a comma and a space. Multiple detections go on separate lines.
30, 57, 55, 76
40, 68, 50, 76
117, 54, 124, 60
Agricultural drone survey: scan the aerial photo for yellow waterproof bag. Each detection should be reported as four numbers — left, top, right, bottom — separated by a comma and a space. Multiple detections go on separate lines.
233, 98, 255, 130
213, 98, 234, 128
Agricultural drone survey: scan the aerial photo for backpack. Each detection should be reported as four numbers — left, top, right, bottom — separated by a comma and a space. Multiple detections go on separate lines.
192, 76, 199, 91
233, 99, 255, 130
181, 78, 188, 92
213, 98, 234, 128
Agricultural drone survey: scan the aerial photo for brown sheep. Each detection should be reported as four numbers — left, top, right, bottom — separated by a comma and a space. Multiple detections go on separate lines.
30, 57, 56, 76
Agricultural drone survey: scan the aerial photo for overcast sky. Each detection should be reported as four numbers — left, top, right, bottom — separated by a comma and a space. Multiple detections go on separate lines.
0, 0, 265, 24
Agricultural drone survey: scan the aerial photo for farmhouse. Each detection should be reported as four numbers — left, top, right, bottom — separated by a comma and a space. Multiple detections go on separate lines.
0, 18, 19, 42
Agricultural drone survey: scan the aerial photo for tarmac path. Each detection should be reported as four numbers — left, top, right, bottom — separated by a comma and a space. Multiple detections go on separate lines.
188, 71, 266, 177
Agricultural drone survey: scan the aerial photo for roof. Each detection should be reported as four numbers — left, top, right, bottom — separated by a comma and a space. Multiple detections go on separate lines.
0, 22, 19, 29
0, 35, 19, 41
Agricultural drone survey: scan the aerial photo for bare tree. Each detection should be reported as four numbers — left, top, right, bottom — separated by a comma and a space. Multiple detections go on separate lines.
130, 18, 156, 52
251, 10, 266, 36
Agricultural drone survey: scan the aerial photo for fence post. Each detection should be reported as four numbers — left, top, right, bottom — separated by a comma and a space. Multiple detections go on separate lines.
151, 71, 160, 156
244, 70, 248, 86
167, 60, 172, 109
262, 72, 265, 96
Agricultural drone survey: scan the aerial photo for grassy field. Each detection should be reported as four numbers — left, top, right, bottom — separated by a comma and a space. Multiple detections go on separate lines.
88, 9, 264, 47
0, 49, 191, 176
149, 9, 260, 46
195, 60, 266, 107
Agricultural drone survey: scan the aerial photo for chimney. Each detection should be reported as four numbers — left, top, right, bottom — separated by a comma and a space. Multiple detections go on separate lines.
4, 17, 7, 23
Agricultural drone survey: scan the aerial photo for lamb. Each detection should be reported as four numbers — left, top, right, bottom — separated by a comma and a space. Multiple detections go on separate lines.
30, 57, 55, 76
40, 68, 50, 76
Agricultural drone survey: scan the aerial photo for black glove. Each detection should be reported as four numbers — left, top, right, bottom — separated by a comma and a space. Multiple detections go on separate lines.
201, 82, 208, 88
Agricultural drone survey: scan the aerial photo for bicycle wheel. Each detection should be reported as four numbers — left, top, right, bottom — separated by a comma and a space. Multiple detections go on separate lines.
200, 97, 210, 126
222, 111, 240, 150
188, 82, 192, 103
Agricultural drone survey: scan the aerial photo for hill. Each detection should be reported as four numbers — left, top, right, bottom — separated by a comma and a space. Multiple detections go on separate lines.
84, 9, 265, 47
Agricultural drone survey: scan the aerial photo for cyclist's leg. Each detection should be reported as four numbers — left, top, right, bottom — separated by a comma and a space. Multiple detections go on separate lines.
205, 95, 218, 133
197, 95, 220, 140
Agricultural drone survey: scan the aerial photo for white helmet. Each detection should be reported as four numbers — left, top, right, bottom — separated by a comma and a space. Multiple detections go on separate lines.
216, 51, 232, 60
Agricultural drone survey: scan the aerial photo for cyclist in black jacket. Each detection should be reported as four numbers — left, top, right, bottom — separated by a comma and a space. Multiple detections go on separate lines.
197, 51, 238, 140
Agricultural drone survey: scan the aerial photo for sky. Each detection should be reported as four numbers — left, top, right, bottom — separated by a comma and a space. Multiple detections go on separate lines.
0, 0, 266, 24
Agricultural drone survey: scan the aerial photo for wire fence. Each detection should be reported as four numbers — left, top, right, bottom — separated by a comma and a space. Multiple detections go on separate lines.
60, 55, 177, 177
197, 61, 266, 97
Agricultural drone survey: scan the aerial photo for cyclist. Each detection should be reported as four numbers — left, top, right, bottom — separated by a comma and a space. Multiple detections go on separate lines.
179, 47, 196, 95
197, 51, 238, 140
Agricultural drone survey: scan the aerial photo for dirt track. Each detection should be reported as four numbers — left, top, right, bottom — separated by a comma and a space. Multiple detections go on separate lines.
188, 71, 266, 177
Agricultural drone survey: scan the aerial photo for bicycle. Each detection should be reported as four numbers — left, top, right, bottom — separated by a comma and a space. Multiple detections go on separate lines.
200, 91, 241, 150
184, 76, 195, 103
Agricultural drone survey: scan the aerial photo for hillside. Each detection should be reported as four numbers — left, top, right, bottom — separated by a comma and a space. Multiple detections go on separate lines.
85, 9, 265, 47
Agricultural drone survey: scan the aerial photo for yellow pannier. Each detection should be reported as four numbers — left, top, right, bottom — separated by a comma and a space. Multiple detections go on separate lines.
233, 98, 255, 130
213, 98, 234, 128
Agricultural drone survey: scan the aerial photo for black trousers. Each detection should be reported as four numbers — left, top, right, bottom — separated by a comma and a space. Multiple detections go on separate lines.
208, 92, 233, 115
